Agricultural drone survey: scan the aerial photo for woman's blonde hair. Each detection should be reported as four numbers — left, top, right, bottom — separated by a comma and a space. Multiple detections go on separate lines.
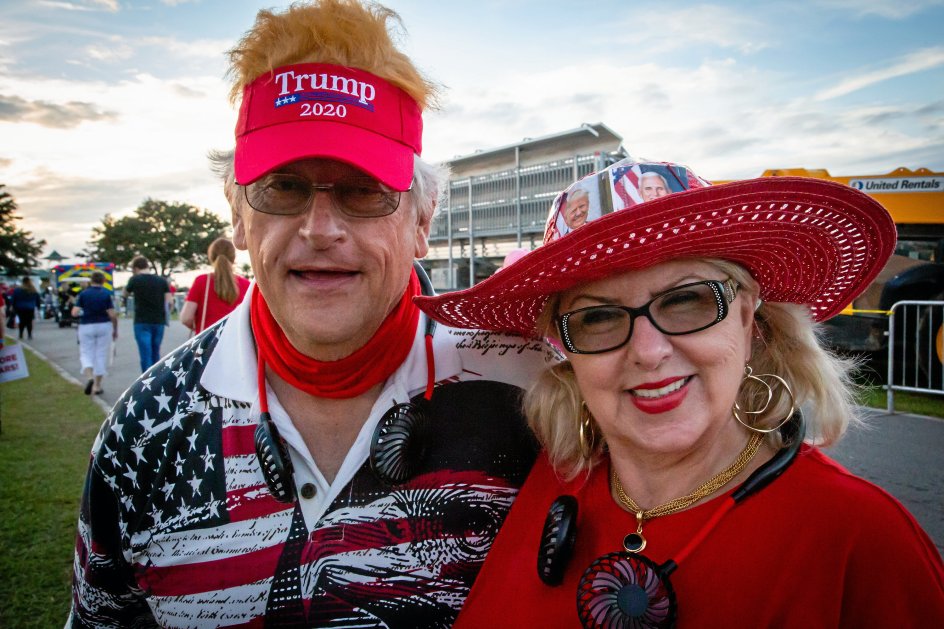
207, 237, 239, 304
524, 258, 863, 480
226, 0, 439, 110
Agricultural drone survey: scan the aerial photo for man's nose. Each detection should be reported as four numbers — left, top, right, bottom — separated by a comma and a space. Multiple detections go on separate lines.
298, 189, 347, 246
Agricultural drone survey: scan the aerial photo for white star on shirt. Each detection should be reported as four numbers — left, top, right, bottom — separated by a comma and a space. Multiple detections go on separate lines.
202, 446, 215, 472
103, 443, 118, 464
188, 475, 202, 497
169, 408, 187, 432
122, 463, 138, 488
130, 442, 147, 465
124, 396, 137, 417
138, 410, 156, 434
113, 421, 127, 443
161, 480, 175, 500
153, 391, 173, 414
139, 376, 155, 391
186, 431, 199, 452
149, 504, 164, 527
173, 368, 187, 387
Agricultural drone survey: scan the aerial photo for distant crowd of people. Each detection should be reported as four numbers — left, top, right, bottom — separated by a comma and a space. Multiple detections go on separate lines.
3, 238, 248, 393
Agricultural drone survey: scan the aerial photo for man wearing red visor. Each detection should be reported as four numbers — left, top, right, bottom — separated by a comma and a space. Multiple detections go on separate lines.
68, 2, 548, 626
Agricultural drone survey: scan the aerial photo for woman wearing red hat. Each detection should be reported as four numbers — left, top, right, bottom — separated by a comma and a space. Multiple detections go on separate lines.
417, 158, 944, 627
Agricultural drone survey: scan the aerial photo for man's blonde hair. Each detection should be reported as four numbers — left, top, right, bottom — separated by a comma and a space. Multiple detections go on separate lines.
226, 0, 439, 110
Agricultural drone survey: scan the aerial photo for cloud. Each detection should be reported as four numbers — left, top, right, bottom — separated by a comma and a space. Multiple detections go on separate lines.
10, 166, 232, 262
425, 51, 942, 185
85, 41, 135, 62
36, 0, 118, 12
815, 0, 944, 19
816, 47, 944, 100
616, 4, 771, 55
0, 94, 118, 128
138, 36, 231, 63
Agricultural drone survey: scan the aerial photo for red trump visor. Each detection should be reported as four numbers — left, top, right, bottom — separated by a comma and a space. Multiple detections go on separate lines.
234, 63, 422, 191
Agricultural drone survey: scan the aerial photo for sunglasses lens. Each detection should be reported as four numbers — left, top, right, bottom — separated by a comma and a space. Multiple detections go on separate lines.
335, 178, 400, 217
246, 175, 310, 215
245, 175, 401, 217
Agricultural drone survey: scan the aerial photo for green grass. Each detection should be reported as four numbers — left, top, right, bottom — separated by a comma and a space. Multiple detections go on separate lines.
0, 341, 107, 629
858, 386, 944, 419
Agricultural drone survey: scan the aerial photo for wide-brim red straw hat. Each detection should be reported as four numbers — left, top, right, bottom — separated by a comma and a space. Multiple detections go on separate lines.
415, 158, 897, 338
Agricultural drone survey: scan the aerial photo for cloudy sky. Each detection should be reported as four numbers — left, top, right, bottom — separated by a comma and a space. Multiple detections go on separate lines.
2, 0, 942, 268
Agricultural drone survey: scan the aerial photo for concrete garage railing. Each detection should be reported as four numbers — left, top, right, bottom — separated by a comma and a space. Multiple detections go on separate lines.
887, 300, 944, 413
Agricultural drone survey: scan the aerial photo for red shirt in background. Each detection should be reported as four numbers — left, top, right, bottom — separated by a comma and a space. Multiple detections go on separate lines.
185, 273, 250, 333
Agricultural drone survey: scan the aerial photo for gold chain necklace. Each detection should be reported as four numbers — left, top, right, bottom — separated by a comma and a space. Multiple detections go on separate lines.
611, 432, 763, 553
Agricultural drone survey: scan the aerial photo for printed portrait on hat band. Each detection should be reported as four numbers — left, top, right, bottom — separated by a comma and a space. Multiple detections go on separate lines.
555, 179, 602, 236
610, 163, 692, 211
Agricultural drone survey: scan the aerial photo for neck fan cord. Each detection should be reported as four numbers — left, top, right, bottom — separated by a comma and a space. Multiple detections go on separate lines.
534, 414, 806, 628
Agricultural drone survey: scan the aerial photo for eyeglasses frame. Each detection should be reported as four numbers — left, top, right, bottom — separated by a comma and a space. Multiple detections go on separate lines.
556, 278, 740, 355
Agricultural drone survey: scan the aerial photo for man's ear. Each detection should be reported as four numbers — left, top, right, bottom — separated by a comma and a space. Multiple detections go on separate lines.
413, 198, 433, 259
232, 204, 247, 250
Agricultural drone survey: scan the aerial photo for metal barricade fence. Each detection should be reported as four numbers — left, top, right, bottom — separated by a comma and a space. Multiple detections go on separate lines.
887, 300, 944, 413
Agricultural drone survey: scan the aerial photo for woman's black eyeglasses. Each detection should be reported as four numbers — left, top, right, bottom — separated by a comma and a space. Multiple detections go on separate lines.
243, 173, 411, 218
556, 279, 739, 354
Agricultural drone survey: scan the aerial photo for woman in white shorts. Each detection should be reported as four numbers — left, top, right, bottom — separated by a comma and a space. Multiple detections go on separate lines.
72, 271, 118, 395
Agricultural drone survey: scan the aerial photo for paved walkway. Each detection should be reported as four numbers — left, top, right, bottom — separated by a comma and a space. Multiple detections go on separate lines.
15, 315, 192, 411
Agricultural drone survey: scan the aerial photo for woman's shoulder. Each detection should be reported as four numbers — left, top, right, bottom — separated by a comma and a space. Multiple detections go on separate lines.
186, 273, 209, 296
793, 447, 906, 507
786, 446, 937, 542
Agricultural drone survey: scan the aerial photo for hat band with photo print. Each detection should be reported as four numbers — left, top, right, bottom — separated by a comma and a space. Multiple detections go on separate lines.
415, 157, 897, 337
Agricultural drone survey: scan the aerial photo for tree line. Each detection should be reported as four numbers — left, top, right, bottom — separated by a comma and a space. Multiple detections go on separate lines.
1, 185, 229, 277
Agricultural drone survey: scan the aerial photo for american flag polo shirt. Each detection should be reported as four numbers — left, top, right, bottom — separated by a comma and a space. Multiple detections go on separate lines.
70, 294, 551, 628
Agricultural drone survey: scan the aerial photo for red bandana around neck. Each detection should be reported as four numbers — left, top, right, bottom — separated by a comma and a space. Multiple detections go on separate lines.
251, 269, 420, 400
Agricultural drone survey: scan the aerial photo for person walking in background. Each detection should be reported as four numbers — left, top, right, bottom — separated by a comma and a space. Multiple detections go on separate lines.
72, 271, 118, 396
122, 255, 171, 372
180, 237, 250, 334
12, 276, 41, 340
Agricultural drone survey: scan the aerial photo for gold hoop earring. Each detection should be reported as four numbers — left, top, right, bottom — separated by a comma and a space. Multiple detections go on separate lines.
732, 364, 796, 434
578, 402, 599, 461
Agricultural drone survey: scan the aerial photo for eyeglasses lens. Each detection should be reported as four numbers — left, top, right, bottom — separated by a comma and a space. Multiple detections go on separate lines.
245, 174, 401, 217
563, 281, 727, 353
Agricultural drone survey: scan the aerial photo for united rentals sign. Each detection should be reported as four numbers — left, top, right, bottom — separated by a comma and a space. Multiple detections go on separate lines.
849, 177, 944, 194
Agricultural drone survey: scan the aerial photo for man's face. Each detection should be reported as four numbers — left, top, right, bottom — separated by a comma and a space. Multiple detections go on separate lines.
233, 158, 430, 360
640, 175, 669, 202
564, 195, 590, 229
